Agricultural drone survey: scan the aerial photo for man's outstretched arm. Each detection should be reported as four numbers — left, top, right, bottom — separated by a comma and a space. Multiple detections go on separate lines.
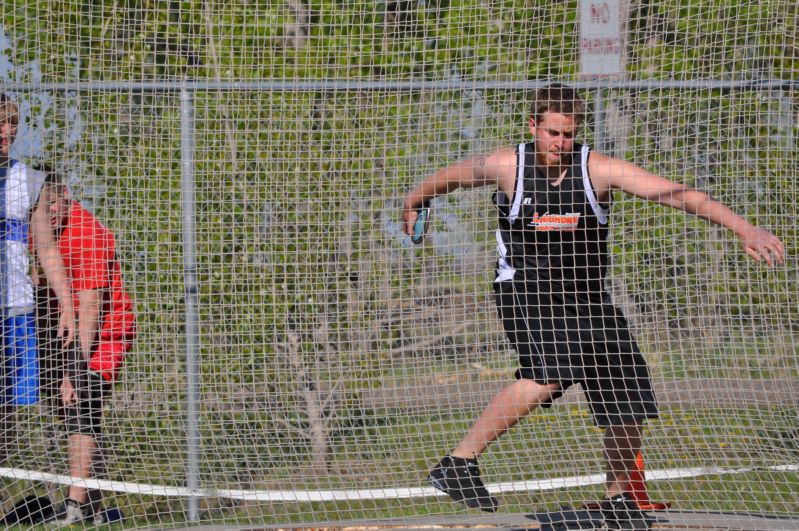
402, 147, 517, 237
589, 152, 785, 266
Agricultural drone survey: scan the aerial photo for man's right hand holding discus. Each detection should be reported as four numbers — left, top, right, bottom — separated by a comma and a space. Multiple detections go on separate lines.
404, 200, 431, 245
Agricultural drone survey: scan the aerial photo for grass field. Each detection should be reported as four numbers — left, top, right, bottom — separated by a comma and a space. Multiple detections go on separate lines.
2, 332, 797, 528
4, 405, 784, 528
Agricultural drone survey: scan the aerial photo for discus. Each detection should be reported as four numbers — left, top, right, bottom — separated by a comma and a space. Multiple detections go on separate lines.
410, 202, 431, 245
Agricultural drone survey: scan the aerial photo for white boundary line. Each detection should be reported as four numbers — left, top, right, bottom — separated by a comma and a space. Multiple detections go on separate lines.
1, 464, 796, 503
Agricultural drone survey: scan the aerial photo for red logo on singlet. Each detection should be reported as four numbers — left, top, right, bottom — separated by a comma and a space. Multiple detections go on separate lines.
530, 212, 581, 231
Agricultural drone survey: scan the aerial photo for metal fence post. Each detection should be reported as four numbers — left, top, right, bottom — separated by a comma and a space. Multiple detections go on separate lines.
181, 88, 200, 522
594, 89, 607, 153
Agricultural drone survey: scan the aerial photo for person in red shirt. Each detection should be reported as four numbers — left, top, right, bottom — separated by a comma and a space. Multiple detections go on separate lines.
33, 170, 136, 525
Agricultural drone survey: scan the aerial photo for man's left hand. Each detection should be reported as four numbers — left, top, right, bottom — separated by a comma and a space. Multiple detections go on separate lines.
61, 376, 77, 407
738, 226, 785, 266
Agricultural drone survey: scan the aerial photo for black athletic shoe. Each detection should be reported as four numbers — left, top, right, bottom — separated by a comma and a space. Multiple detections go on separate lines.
600, 493, 651, 530
427, 455, 499, 512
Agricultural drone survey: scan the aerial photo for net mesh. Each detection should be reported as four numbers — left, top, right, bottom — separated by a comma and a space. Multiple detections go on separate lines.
0, 0, 797, 527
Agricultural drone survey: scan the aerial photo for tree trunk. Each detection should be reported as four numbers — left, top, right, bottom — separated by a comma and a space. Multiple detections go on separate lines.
286, 332, 328, 474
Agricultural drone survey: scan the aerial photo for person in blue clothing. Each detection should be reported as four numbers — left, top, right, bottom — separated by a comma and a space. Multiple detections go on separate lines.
0, 93, 74, 454
402, 83, 784, 530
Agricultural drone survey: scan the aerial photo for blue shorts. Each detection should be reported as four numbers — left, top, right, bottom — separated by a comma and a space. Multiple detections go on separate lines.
2, 311, 39, 405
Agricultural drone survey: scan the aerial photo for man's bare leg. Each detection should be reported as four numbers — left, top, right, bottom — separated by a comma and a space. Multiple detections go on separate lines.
451, 379, 560, 459
601, 422, 651, 528
67, 433, 96, 505
603, 422, 642, 497
429, 379, 560, 512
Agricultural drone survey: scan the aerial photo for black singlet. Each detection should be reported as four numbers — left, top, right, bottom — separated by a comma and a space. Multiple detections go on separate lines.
494, 142, 610, 295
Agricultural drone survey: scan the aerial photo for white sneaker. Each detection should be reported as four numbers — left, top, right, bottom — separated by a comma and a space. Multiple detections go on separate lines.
52, 499, 88, 527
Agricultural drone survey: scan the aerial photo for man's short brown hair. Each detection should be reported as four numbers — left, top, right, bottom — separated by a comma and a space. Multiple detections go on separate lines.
531, 83, 586, 125
0, 93, 19, 127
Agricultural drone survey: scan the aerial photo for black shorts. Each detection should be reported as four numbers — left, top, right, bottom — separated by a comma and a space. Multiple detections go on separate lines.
494, 281, 658, 428
36, 287, 110, 437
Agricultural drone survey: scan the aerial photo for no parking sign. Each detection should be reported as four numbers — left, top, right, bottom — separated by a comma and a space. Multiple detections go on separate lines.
579, 0, 626, 79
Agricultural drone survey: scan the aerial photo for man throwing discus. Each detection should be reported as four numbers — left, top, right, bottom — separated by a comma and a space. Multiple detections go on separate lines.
402, 83, 784, 530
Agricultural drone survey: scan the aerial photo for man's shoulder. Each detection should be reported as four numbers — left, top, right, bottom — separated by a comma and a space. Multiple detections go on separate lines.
8, 159, 43, 178
65, 203, 113, 245
491, 145, 520, 157
69, 202, 101, 226
486, 146, 520, 171
4, 161, 47, 217
584, 150, 627, 174
585, 149, 625, 164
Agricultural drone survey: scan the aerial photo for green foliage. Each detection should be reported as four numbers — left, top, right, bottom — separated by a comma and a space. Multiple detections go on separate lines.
1, 0, 797, 524
628, 1, 798, 79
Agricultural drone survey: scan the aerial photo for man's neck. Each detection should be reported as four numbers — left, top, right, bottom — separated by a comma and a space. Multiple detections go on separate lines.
536, 163, 568, 186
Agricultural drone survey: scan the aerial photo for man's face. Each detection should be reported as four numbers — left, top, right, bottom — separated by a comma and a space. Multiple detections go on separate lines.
0, 119, 18, 163
45, 185, 71, 231
529, 112, 578, 167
